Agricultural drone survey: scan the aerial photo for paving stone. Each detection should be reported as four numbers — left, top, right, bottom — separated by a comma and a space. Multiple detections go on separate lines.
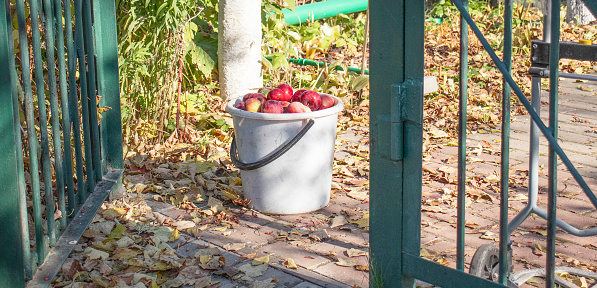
313, 262, 368, 288
175, 240, 209, 258
259, 241, 330, 270
292, 281, 325, 288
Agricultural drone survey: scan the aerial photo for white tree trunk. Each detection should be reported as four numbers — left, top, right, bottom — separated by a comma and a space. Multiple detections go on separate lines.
567, 0, 595, 24
218, 0, 263, 100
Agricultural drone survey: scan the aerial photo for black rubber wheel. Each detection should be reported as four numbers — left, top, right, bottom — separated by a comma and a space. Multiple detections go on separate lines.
469, 244, 512, 281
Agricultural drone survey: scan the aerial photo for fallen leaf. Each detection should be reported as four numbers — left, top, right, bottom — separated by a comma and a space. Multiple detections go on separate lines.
336, 258, 357, 267
355, 264, 369, 271
223, 242, 246, 251
347, 191, 368, 201
330, 215, 348, 228
239, 263, 268, 277
83, 247, 109, 260
346, 248, 368, 257
252, 255, 270, 265
171, 220, 195, 230
283, 258, 298, 269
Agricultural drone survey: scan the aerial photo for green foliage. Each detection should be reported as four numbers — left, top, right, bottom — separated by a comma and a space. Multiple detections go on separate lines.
117, 0, 218, 143
261, 2, 369, 101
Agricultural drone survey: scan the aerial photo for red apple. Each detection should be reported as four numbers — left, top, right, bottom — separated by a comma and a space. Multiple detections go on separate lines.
300, 90, 321, 111
277, 83, 293, 101
280, 101, 290, 108
243, 93, 265, 103
245, 98, 262, 112
261, 100, 284, 113
267, 88, 286, 101
233, 102, 245, 110
319, 94, 335, 109
286, 102, 312, 113
292, 89, 306, 102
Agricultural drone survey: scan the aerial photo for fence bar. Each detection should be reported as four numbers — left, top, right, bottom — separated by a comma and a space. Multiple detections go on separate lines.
74, 0, 95, 200
498, 0, 513, 284
451, 0, 597, 216
30, 0, 57, 251
82, 0, 102, 181
65, 0, 86, 208
43, 0, 67, 238
93, 0, 124, 170
546, 0, 560, 286
456, 0, 468, 272
16, 0, 44, 266
53, 0, 76, 222
6, 0, 33, 279
0, 0, 26, 285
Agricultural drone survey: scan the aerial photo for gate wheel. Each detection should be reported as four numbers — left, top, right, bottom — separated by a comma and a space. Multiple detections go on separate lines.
469, 244, 512, 281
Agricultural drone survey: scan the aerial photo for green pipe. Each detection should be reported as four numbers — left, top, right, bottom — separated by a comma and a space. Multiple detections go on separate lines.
266, 56, 369, 74
281, 0, 368, 25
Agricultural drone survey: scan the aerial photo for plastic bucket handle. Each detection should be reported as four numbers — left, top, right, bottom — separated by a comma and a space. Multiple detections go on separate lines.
230, 118, 315, 170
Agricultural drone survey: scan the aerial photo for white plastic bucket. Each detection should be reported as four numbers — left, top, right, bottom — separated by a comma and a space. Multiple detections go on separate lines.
226, 95, 344, 214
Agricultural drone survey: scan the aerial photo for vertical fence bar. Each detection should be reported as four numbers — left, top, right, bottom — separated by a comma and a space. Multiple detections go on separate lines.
82, 0, 102, 181
499, 0, 513, 284
456, 0, 468, 272
65, 0, 86, 208
0, 0, 26, 285
546, 0, 560, 286
54, 0, 76, 222
43, 0, 67, 239
6, 0, 32, 279
16, 0, 45, 266
74, 0, 95, 200
93, 0, 124, 170
30, 0, 57, 251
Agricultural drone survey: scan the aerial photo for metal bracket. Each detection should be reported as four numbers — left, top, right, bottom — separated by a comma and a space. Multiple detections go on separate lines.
390, 79, 423, 161
531, 40, 597, 65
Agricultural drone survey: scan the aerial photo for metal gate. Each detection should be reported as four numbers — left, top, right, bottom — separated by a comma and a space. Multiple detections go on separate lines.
370, 0, 597, 287
0, 0, 123, 286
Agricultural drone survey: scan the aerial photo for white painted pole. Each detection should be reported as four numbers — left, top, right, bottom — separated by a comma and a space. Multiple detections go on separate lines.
218, 0, 263, 101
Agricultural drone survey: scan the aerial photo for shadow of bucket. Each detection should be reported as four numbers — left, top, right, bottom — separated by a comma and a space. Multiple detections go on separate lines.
226, 95, 344, 214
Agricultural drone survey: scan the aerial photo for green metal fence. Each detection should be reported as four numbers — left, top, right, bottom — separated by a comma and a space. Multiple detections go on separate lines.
370, 0, 597, 287
0, 0, 123, 286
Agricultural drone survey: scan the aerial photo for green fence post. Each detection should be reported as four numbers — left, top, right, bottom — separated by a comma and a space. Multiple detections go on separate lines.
369, 0, 424, 287
93, 0, 123, 171
0, 0, 26, 285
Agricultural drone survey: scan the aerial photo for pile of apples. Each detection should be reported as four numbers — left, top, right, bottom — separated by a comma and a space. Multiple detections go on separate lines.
233, 83, 335, 113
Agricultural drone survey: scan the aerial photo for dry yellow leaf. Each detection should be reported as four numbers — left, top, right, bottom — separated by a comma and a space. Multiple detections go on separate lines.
283, 258, 298, 269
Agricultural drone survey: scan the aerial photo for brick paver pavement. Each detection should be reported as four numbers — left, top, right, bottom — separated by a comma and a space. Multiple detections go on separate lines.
137, 77, 597, 287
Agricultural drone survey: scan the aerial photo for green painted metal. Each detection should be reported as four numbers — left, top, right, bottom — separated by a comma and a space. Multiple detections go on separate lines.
0, 0, 26, 285
74, 0, 95, 200
30, 0, 57, 251
369, 0, 424, 287
43, 0, 67, 238
281, 0, 368, 25
82, 0, 102, 181
16, 0, 44, 266
28, 170, 123, 288
64, 0, 86, 208
93, 0, 124, 171
578, 0, 597, 18
5, 0, 32, 279
456, 0, 468, 272
402, 253, 505, 288
53, 0, 76, 223
287, 57, 369, 74
0, 0, 122, 285
498, 1, 512, 284
546, 0, 560, 286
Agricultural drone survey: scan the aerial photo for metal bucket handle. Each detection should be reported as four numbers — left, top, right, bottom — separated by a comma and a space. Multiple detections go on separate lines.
230, 119, 315, 170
